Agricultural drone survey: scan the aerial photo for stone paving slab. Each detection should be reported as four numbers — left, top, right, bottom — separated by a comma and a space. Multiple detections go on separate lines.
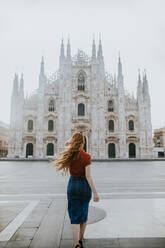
0, 202, 27, 232
60, 237, 165, 248
10, 228, 37, 242
0, 201, 39, 243
0, 242, 7, 248
29, 199, 66, 248
60, 238, 120, 248
82, 238, 120, 248
85, 199, 165, 239
83, 237, 165, 248
117, 237, 165, 248
5, 240, 31, 248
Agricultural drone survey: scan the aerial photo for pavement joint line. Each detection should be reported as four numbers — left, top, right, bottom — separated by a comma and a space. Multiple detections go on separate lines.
0, 192, 165, 197
0, 200, 34, 203
99, 192, 165, 195
0, 200, 39, 242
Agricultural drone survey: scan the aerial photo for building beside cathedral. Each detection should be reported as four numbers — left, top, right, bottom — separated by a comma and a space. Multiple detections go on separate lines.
8, 38, 153, 159
0, 121, 9, 157
153, 127, 165, 158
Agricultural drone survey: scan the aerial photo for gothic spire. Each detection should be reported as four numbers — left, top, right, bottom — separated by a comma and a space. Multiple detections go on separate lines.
60, 37, 65, 59
97, 35, 103, 61
143, 69, 149, 96
40, 56, 45, 76
117, 53, 123, 83
67, 38, 71, 60
39, 56, 46, 88
13, 73, 19, 96
92, 36, 96, 60
20, 73, 24, 90
138, 69, 142, 85
137, 69, 143, 100
19, 73, 24, 97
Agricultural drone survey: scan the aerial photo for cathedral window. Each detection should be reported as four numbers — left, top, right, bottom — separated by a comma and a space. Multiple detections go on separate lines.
129, 120, 134, 131
108, 100, 114, 112
28, 120, 33, 132
78, 103, 85, 116
48, 99, 55, 112
78, 73, 85, 91
48, 120, 54, 131
109, 120, 114, 132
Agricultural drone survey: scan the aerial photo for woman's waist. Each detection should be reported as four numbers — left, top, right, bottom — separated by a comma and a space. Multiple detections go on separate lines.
69, 175, 86, 180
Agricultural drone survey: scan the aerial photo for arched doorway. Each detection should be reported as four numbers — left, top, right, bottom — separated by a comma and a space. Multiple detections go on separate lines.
83, 136, 87, 152
47, 143, 54, 156
26, 143, 33, 158
108, 143, 116, 158
129, 143, 136, 158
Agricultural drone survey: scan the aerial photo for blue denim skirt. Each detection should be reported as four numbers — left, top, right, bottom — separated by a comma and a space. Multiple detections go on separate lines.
67, 175, 92, 224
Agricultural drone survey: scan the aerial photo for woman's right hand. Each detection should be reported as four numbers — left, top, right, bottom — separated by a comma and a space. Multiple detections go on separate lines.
93, 192, 100, 202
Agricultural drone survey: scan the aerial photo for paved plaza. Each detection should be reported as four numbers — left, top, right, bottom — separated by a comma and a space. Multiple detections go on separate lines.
0, 160, 165, 247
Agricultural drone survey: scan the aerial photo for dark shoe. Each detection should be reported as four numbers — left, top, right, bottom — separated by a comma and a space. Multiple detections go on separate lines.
74, 245, 80, 248
79, 239, 84, 248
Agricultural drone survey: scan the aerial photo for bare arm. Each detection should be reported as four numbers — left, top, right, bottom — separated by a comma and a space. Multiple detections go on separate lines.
85, 164, 99, 202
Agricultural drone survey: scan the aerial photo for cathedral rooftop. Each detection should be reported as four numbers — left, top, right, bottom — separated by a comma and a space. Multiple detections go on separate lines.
72, 49, 91, 66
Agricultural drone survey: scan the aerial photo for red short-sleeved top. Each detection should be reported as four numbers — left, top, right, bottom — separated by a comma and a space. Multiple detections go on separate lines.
69, 149, 91, 177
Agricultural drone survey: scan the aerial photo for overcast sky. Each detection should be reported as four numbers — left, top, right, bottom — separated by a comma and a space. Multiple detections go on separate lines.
0, 0, 164, 131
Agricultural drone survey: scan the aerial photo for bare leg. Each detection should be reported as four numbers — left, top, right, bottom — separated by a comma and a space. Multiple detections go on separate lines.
71, 224, 80, 246
79, 222, 87, 240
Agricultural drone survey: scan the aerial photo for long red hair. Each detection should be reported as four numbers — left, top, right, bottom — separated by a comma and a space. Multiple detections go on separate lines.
52, 132, 85, 175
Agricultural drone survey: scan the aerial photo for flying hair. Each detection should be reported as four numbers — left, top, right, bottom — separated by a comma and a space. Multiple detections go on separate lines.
52, 132, 85, 176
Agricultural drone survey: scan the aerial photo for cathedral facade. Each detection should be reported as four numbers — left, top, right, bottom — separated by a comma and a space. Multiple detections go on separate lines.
8, 39, 153, 159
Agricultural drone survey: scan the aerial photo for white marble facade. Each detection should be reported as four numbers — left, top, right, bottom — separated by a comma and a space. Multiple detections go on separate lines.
7, 39, 153, 159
